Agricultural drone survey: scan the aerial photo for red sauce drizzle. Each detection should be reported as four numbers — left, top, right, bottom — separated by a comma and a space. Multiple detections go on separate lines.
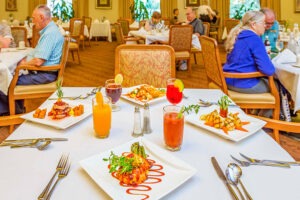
109, 157, 165, 199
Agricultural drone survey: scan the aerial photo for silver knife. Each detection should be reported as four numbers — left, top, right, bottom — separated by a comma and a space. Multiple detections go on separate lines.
0, 138, 68, 146
211, 157, 240, 200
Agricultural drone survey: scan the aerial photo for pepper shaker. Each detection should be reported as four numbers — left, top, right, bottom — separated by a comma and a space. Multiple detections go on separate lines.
142, 103, 152, 134
132, 106, 143, 137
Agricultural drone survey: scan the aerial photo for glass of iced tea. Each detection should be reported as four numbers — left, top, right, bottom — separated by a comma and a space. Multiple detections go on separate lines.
163, 105, 184, 151
105, 79, 122, 111
92, 96, 112, 138
166, 78, 183, 105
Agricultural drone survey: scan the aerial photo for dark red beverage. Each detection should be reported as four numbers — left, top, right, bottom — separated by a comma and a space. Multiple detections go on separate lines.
166, 84, 182, 104
105, 84, 122, 104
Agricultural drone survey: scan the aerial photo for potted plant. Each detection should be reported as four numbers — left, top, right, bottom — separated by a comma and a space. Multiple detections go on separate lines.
129, 0, 150, 22
51, 0, 74, 22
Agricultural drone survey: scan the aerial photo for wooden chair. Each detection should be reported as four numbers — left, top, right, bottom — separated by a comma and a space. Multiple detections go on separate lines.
11, 26, 28, 47
115, 44, 175, 88
162, 17, 170, 26
209, 16, 220, 40
224, 19, 240, 35
31, 24, 40, 48
117, 19, 130, 36
0, 114, 25, 134
199, 35, 280, 120
114, 23, 141, 45
69, 18, 84, 63
82, 16, 92, 47
250, 114, 300, 143
191, 22, 210, 64
8, 37, 70, 132
168, 25, 193, 72
139, 20, 147, 29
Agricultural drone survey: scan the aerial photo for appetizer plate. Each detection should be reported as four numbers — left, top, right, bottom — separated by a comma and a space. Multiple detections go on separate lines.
186, 105, 266, 142
121, 84, 166, 106
80, 138, 197, 200
21, 100, 92, 129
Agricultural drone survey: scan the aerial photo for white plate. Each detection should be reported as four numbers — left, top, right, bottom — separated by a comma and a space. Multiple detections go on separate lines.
80, 138, 197, 200
186, 105, 266, 142
21, 100, 92, 129
292, 64, 300, 68
121, 84, 166, 106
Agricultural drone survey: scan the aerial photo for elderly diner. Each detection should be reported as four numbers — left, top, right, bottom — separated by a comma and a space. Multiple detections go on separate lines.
1, 1, 300, 200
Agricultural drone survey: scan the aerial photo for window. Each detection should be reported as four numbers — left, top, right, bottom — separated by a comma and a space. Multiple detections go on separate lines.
230, 0, 260, 20
47, 0, 74, 22
131, 0, 160, 21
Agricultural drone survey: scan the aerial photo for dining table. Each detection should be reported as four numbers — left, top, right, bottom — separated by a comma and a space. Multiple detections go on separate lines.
129, 29, 201, 50
0, 47, 32, 95
1, 87, 300, 200
89, 20, 112, 42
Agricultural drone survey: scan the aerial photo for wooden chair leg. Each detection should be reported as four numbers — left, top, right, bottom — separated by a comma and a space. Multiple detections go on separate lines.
187, 59, 191, 72
71, 51, 75, 61
9, 125, 14, 134
193, 53, 197, 64
77, 50, 81, 64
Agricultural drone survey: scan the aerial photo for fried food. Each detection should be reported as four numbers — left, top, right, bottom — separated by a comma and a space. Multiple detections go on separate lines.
126, 84, 165, 102
48, 100, 71, 119
33, 108, 47, 119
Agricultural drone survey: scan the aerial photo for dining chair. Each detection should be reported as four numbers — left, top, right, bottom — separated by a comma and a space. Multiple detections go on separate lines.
191, 22, 210, 64
8, 37, 70, 132
250, 114, 300, 143
209, 16, 220, 40
11, 26, 28, 47
115, 44, 175, 88
168, 25, 193, 72
117, 19, 130, 36
114, 23, 141, 45
199, 35, 280, 120
224, 19, 240, 36
69, 18, 84, 63
0, 114, 25, 134
31, 24, 40, 48
82, 16, 92, 47
162, 17, 170, 26
139, 20, 147, 29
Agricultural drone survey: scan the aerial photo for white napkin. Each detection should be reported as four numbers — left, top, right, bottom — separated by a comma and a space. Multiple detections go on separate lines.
93, 19, 100, 24
138, 27, 147, 34
104, 20, 110, 24
273, 48, 296, 64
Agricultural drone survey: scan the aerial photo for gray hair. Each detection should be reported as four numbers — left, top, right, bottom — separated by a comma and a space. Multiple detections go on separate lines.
35, 4, 51, 20
225, 11, 265, 53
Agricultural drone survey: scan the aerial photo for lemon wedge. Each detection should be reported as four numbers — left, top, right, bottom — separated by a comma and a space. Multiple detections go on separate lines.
114, 73, 123, 85
174, 79, 184, 92
96, 92, 103, 107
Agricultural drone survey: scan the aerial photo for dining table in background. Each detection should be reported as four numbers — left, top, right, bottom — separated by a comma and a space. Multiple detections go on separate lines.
89, 20, 112, 42
0, 48, 32, 95
128, 29, 201, 50
1, 87, 300, 199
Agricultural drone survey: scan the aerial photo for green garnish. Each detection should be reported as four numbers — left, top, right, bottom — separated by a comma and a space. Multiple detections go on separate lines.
177, 104, 200, 118
103, 152, 134, 174
56, 79, 64, 99
218, 95, 232, 110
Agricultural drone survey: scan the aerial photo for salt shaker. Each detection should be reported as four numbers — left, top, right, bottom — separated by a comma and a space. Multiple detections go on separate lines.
132, 106, 143, 137
142, 103, 152, 134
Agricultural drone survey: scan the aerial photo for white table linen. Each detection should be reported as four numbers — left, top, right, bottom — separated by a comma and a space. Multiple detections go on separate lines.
0, 48, 31, 95
1, 87, 300, 200
89, 20, 112, 42
129, 29, 201, 50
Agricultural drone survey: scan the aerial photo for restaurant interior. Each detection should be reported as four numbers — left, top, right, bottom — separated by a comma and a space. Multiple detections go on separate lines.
1, 0, 300, 199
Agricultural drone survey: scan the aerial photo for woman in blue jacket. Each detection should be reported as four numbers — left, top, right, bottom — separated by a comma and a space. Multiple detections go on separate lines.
223, 11, 275, 93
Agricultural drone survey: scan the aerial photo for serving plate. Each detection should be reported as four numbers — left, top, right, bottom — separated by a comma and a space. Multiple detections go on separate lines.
186, 105, 266, 142
80, 138, 196, 200
121, 84, 166, 106
21, 100, 92, 129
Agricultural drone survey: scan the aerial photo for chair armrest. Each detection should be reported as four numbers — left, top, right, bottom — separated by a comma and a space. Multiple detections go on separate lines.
124, 36, 142, 42
15, 64, 61, 72
223, 71, 266, 78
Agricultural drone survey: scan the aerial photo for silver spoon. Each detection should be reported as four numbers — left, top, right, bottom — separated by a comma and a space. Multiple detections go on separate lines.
227, 163, 253, 200
226, 164, 245, 200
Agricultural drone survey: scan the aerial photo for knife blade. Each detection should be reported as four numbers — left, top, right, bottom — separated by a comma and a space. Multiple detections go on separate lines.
211, 157, 240, 200
0, 138, 68, 146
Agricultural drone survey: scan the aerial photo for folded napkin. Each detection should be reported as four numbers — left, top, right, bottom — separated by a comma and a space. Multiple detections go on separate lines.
273, 48, 296, 64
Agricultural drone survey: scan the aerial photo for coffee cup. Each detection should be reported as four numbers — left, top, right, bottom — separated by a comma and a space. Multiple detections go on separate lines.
19, 41, 25, 49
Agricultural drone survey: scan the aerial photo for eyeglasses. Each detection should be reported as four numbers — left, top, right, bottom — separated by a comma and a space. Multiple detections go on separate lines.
265, 22, 274, 26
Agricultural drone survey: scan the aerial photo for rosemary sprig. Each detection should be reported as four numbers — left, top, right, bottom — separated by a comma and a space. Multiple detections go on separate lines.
56, 79, 64, 99
177, 104, 200, 118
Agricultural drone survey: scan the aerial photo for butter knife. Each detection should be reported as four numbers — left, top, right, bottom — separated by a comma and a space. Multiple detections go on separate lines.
211, 157, 239, 200
0, 138, 68, 146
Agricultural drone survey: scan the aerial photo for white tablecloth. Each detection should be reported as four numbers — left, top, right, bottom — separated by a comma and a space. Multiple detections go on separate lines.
0, 48, 32, 95
129, 30, 201, 50
89, 21, 112, 42
1, 87, 299, 200
273, 61, 300, 112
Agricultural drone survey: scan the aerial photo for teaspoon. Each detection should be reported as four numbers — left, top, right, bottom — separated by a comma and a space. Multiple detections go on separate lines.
226, 165, 245, 200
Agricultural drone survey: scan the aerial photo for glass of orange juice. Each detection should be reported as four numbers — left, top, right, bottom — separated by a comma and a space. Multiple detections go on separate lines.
92, 96, 112, 138
163, 105, 184, 151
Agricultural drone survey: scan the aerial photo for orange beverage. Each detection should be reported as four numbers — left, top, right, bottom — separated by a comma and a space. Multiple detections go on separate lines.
163, 105, 184, 151
92, 96, 112, 138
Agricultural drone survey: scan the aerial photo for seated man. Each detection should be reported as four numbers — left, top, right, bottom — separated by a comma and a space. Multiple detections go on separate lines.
260, 8, 279, 52
0, 4, 64, 116
0, 22, 15, 48
186, 7, 204, 37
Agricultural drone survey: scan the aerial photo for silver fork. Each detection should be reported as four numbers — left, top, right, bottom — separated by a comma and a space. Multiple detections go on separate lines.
230, 155, 290, 168
239, 153, 300, 166
45, 161, 71, 200
38, 154, 69, 200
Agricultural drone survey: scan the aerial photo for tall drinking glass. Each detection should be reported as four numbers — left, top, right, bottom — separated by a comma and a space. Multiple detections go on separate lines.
276, 40, 284, 52
163, 105, 184, 151
166, 78, 183, 105
105, 79, 122, 111
92, 96, 112, 138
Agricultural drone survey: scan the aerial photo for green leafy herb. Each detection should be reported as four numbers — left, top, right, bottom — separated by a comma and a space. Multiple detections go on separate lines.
218, 95, 232, 110
103, 151, 134, 174
56, 79, 64, 99
177, 104, 200, 119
